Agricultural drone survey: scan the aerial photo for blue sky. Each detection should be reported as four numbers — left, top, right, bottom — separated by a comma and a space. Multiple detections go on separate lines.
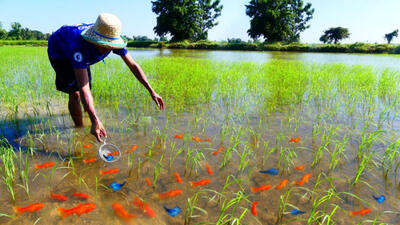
1, 0, 399, 44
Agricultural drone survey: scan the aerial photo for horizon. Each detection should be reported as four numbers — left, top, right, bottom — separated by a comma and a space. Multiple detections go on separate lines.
1, 0, 400, 44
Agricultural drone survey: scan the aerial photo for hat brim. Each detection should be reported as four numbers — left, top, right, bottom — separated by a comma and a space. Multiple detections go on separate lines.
81, 26, 127, 49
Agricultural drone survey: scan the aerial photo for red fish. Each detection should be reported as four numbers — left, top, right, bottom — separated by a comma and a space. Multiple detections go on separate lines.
289, 137, 301, 143
174, 172, 182, 184
107, 151, 119, 156
83, 144, 92, 149
58, 203, 96, 218
73, 192, 90, 199
295, 165, 305, 171
275, 179, 289, 190
144, 203, 156, 218
145, 177, 152, 187
13, 203, 44, 214
251, 201, 258, 216
99, 168, 119, 175
158, 189, 183, 199
203, 138, 212, 143
205, 163, 213, 175
83, 158, 97, 164
350, 208, 371, 216
190, 179, 211, 187
112, 202, 137, 221
34, 161, 55, 169
50, 192, 67, 201
251, 184, 272, 192
126, 144, 137, 153
174, 134, 184, 139
132, 197, 144, 209
212, 146, 224, 156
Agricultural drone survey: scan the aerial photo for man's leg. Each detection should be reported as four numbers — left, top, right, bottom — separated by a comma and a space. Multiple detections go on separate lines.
68, 91, 83, 127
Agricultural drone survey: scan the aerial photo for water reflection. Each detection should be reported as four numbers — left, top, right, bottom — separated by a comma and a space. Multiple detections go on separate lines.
116, 48, 400, 71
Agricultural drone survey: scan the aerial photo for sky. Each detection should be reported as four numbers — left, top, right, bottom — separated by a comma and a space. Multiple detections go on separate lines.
1, 0, 400, 44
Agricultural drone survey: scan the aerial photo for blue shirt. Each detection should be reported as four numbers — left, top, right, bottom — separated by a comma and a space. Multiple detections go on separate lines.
47, 23, 127, 69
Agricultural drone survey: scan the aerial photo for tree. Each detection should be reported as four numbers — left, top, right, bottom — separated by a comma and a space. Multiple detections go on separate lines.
0, 22, 7, 39
8, 22, 22, 40
152, 0, 223, 42
319, 27, 350, 44
245, 0, 314, 43
384, 29, 398, 44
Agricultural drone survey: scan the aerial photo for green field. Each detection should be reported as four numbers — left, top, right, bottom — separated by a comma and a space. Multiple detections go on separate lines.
1, 46, 400, 224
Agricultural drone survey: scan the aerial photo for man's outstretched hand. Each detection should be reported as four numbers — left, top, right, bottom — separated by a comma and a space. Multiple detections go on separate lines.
91, 121, 107, 142
151, 92, 165, 110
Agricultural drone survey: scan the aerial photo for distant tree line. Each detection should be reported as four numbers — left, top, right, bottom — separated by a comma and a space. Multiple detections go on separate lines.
0, 22, 50, 40
2, 1, 399, 45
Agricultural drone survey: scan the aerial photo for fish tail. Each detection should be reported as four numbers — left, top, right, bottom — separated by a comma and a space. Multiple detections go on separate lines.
251, 187, 257, 192
190, 181, 195, 187
13, 206, 22, 214
58, 208, 70, 218
99, 170, 104, 175
34, 164, 40, 169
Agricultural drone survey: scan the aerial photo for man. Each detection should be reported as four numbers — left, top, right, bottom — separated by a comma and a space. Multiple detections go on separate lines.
47, 13, 164, 142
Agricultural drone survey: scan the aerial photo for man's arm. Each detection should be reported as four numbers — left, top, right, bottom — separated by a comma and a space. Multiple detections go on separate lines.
74, 68, 106, 142
120, 53, 165, 110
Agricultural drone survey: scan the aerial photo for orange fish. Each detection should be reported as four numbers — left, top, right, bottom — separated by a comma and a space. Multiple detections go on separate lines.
302, 173, 311, 183
100, 168, 119, 175
73, 192, 90, 199
58, 203, 96, 218
158, 189, 183, 199
13, 203, 44, 214
350, 208, 371, 216
83, 158, 97, 164
173, 172, 182, 184
126, 144, 137, 153
251, 201, 258, 216
295, 165, 305, 171
144, 203, 156, 218
34, 161, 55, 169
190, 179, 211, 187
192, 136, 202, 142
50, 192, 67, 201
145, 177, 152, 187
205, 163, 213, 175
251, 184, 272, 192
112, 202, 137, 221
174, 134, 184, 139
275, 179, 289, 190
212, 146, 224, 156
83, 144, 92, 149
289, 137, 301, 143
294, 180, 305, 186
107, 151, 119, 156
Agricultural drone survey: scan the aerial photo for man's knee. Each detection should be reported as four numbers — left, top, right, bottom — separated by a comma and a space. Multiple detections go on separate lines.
69, 91, 80, 102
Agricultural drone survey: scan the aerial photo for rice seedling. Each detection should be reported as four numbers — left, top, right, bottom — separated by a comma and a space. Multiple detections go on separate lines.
2, 46, 400, 224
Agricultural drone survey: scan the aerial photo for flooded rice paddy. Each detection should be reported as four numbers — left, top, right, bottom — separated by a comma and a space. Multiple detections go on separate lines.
1, 46, 400, 224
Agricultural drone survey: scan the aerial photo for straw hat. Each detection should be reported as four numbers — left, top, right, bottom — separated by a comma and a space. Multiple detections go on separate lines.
81, 13, 127, 49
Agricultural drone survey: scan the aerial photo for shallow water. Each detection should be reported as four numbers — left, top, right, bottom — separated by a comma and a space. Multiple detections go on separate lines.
2, 48, 400, 224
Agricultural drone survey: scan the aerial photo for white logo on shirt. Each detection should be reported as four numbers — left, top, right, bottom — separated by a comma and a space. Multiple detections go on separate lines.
73, 52, 83, 62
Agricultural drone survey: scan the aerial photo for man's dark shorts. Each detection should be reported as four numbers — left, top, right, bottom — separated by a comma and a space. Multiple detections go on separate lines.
49, 59, 92, 94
